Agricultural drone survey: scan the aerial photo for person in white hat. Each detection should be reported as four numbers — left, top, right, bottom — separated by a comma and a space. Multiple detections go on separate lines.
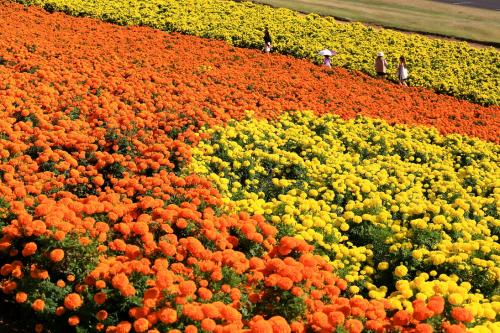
374, 52, 388, 78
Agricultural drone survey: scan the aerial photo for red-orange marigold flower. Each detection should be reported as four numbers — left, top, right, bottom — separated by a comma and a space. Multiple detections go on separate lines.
158, 308, 177, 324
49, 249, 64, 262
344, 319, 363, 333
201, 318, 217, 332
94, 292, 107, 305
22, 242, 37, 256
96, 310, 108, 321
328, 311, 345, 327
269, 316, 291, 333
133, 318, 150, 333
415, 323, 434, 333
392, 310, 410, 326
178, 280, 196, 296
64, 293, 83, 310
185, 325, 198, 333
68, 315, 80, 326
427, 296, 445, 315
312, 312, 330, 329
32, 299, 45, 312
451, 307, 474, 323
250, 319, 273, 333
15, 292, 28, 303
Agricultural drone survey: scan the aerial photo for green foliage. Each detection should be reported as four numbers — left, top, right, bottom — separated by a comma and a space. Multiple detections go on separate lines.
256, 288, 306, 321
412, 228, 442, 249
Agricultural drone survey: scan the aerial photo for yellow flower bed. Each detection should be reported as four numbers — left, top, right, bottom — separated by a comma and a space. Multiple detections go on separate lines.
17, 0, 500, 105
189, 111, 500, 318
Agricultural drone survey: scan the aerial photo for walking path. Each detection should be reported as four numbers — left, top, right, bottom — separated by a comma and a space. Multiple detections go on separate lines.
433, 0, 500, 10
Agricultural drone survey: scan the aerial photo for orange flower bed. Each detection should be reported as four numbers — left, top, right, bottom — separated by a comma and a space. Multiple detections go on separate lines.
0, 2, 496, 332
0, 3, 498, 145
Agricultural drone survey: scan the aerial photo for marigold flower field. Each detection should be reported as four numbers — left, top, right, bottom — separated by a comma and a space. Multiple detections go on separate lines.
13, 0, 500, 106
0, 1, 499, 333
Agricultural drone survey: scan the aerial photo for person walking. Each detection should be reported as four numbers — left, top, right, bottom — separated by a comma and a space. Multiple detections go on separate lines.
375, 52, 388, 78
318, 49, 336, 67
323, 55, 332, 67
397, 55, 409, 86
263, 26, 272, 53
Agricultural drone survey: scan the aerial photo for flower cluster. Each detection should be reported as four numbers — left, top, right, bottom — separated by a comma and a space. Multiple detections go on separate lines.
16, 0, 500, 105
190, 111, 500, 330
0, 2, 498, 332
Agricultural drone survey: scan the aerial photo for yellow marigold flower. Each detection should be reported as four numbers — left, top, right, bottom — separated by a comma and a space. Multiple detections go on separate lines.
395, 265, 408, 277
448, 293, 464, 306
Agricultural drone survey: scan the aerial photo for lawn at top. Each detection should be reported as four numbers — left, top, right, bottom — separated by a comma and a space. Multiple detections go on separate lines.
249, 0, 500, 44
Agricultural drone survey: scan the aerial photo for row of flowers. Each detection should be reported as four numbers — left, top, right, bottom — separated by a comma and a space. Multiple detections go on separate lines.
0, 2, 498, 332
2, 3, 498, 144
15, 0, 500, 105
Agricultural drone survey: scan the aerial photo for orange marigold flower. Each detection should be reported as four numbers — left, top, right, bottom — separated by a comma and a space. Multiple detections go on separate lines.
132, 221, 149, 235
230, 288, 241, 301
49, 248, 64, 262
344, 319, 363, 333
328, 311, 345, 327
178, 280, 197, 296
201, 304, 220, 319
94, 292, 107, 305
32, 299, 45, 312
2, 280, 17, 293
312, 312, 330, 329
221, 305, 242, 322
95, 280, 106, 289
210, 270, 223, 281
55, 306, 66, 316
198, 287, 213, 300
451, 307, 474, 323
64, 293, 83, 310
415, 323, 434, 333
277, 277, 293, 291
158, 308, 177, 324
269, 316, 291, 333
68, 315, 80, 326
121, 284, 136, 297
291, 287, 303, 297
413, 300, 434, 321
442, 322, 467, 333
116, 321, 132, 333
133, 318, 150, 333
183, 304, 205, 321
112, 273, 129, 289
290, 321, 305, 333
97, 310, 108, 321
250, 319, 273, 333
336, 279, 348, 291
201, 318, 217, 331
427, 296, 445, 315
185, 325, 198, 333
15, 292, 28, 303
392, 310, 410, 326
22, 242, 37, 256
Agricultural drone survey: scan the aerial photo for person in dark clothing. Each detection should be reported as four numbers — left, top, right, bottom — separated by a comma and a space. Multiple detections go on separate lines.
263, 26, 272, 53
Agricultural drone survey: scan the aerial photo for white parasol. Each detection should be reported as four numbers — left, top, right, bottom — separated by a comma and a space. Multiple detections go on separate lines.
318, 49, 337, 56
